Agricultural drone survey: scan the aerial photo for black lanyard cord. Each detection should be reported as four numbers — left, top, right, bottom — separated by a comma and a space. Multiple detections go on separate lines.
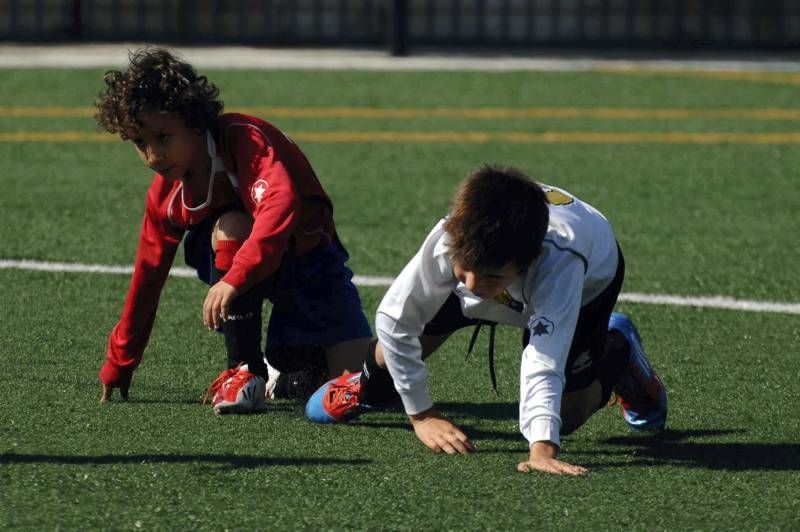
465, 320, 499, 395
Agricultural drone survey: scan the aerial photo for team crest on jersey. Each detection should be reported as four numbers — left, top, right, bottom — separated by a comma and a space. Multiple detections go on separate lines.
541, 186, 574, 206
494, 290, 524, 313
529, 316, 554, 337
251, 179, 269, 204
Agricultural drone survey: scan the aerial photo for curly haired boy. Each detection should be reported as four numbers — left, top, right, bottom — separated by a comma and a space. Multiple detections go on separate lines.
95, 48, 372, 413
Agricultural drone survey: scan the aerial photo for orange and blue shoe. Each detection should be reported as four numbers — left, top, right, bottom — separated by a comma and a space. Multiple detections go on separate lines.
609, 312, 668, 431
305, 372, 372, 423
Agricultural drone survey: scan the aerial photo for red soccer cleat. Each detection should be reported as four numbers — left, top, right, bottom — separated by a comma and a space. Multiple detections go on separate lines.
305, 372, 372, 423
203, 365, 266, 415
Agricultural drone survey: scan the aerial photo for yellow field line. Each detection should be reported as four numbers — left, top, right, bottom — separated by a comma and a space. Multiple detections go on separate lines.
3, 105, 800, 120
597, 67, 800, 85
237, 106, 800, 120
0, 106, 96, 117
0, 131, 115, 142
294, 131, 800, 144
5, 130, 800, 144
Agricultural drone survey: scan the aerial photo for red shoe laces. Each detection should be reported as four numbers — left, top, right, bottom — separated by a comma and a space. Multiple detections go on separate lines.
326, 379, 360, 408
202, 366, 240, 404
610, 375, 661, 411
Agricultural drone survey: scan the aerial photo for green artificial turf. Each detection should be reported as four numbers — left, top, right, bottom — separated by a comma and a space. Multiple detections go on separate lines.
1, 66, 799, 530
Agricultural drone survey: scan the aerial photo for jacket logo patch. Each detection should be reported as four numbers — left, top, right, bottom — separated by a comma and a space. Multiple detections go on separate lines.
494, 289, 524, 313
529, 316, 554, 337
251, 179, 268, 203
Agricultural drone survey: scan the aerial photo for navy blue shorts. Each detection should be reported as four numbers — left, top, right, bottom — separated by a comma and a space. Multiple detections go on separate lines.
184, 213, 372, 349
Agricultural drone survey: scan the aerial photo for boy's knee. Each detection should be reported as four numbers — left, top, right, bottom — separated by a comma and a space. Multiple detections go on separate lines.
212, 211, 252, 271
560, 406, 589, 436
212, 210, 252, 247
560, 380, 603, 436
266, 345, 327, 400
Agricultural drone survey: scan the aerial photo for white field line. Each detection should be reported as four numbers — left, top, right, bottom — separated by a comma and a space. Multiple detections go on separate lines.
2, 258, 798, 315
2, 45, 800, 73
0, 259, 397, 286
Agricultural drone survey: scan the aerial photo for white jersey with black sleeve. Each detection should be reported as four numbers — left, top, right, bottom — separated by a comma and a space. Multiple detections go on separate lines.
375, 184, 619, 448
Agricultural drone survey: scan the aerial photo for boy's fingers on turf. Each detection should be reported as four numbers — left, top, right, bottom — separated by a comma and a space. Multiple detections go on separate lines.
516, 459, 589, 476
431, 430, 472, 455
454, 431, 475, 452
518, 460, 537, 473
440, 441, 458, 455
517, 461, 548, 474
567, 464, 589, 476
451, 440, 472, 455
100, 372, 132, 403
428, 437, 451, 454
100, 383, 112, 402
551, 458, 588, 476
119, 371, 132, 401
447, 435, 468, 454
446, 435, 473, 454
423, 437, 441, 453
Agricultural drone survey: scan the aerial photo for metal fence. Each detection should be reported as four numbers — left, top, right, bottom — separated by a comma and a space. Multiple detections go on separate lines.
2, 0, 798, 54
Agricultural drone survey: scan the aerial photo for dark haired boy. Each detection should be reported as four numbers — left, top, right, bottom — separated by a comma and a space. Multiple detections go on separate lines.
95, 48, 372, 413
306, 165, 667, 475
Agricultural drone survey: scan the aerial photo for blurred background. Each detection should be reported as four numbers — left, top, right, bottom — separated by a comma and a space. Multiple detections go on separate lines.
2, 0, 799, 57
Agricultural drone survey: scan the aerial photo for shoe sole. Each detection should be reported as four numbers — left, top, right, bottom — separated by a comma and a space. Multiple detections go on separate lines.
305, 383, 338, 423
623, 380, 668, 431
305, 373, 372, 424
609, 312, 668, 432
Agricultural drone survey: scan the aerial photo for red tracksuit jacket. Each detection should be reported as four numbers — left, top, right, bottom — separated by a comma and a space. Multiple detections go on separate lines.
101, 113, 335, 383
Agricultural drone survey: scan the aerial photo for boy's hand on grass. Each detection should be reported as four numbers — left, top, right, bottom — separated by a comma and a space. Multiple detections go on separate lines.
517, 441, 588, 476
99, 362, 132, 403
203, 281, 238, 330
409, 408, 475, 455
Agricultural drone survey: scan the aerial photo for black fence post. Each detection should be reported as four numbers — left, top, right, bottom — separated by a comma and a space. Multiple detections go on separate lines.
70, 0, 82, 39
388, 0, 409, 56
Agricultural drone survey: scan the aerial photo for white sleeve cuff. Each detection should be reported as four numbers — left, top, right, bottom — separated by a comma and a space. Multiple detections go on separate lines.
521, 417, 561, 448
398, 385, 434, 416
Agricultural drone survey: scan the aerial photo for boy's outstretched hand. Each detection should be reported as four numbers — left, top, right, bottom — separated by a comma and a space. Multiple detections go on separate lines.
517, 441, 588, 476
409, 408, 475, 455
99, 363, 133, 402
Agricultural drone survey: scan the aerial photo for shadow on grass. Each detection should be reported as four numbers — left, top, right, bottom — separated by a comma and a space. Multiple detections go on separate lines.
359, 419, 521, 443
357, 402, 521, 444
437, 401, 517, 420
101, 398, 301, 412
355, 401, 516, 421
592, 429, 800, 471
0, 453, 369, 468
101, 398, 206, 406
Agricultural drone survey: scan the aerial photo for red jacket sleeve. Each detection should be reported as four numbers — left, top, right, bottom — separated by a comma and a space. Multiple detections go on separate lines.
101, 180, 184, 384
220, 124, 301, 293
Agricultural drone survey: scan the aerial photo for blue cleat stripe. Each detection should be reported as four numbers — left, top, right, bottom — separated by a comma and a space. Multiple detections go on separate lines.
305, 384, 338, 424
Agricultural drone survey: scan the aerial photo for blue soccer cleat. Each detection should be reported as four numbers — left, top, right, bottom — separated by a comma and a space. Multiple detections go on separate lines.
305, 372, 372, 424
608, 312, 668, 431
